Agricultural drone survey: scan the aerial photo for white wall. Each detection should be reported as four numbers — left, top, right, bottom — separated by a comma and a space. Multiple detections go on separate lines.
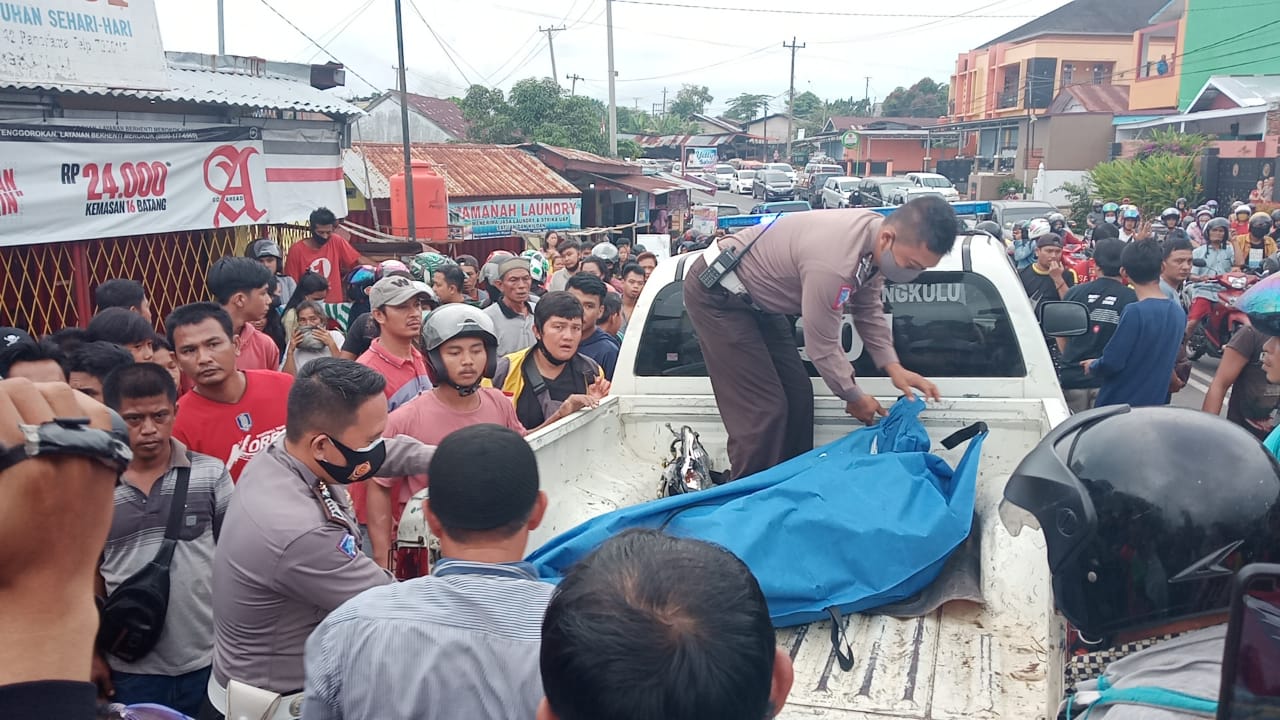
353, 99, 454, 143
1033, 169, 1087, 207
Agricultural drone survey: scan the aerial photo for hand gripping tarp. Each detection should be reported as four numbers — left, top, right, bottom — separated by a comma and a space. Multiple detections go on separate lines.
527, 397, 987, 667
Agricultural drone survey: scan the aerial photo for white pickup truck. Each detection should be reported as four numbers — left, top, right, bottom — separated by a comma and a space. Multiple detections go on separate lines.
522, 231, 1073, 720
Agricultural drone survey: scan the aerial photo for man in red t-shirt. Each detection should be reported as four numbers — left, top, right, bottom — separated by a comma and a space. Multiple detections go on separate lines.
208, 257, 279, 372
284, 207, 371, 304
366, 304, 525, 567
166, 302, 294, 481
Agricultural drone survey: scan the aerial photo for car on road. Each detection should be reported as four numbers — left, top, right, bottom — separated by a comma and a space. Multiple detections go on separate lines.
704, 163, 735, 190
753, 170, 795, 201
799, 162, 843, 187
853, 177, 912, 207
695, 202, 744, 218
892, 172, 961, 204
765, 162, 797, 183
730, 169, 758, 194
802, 171, 842, 205
989, 200, 1057, 239
818, 176, 862, 209
748, 200, 811, 215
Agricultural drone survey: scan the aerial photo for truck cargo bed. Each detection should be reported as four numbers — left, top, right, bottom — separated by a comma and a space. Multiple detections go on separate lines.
525, 395, 1066, 720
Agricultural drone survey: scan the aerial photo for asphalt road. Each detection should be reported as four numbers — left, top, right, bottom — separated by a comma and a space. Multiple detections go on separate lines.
692, 187, 756, 214
1177, 355, 1222, 414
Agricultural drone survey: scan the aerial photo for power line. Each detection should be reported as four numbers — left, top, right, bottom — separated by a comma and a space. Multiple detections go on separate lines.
255, 0, 379, 92
304, 0, 376, 62
610, 0, 1036, 18
407, 0, 480, 87
585, 44, 779, 83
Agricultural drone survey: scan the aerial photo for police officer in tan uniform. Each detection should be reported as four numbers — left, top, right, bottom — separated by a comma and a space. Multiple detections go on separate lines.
208, 358, 434, 720
684, 195, 958, 480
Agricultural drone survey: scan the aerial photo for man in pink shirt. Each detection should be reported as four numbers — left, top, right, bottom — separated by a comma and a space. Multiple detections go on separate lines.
207, 257, 280, 372
366, 304, 525, 567
351, 275, 437, 548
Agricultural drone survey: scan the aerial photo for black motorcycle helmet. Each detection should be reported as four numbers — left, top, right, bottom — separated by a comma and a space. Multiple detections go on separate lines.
1092, 200, 1103, 212
1002, 405, 1280, 646
975, 220, 1002, 238
1271, 208, 1280, 226
1204, 216, 1232, 244
1249, 212, 1273, 238
1176, 197, 1188, 210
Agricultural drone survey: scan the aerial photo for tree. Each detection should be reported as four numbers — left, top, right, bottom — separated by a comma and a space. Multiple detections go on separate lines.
669, 84, 713, 120
617, 138, 643, 160
458, 78, 607, 155
880, 77, 948, 118
724, 93, 772, 122
791, 90, 822, 120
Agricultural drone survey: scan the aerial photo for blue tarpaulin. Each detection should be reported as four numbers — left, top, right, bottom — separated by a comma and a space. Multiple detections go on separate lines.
528, 398, 987, 628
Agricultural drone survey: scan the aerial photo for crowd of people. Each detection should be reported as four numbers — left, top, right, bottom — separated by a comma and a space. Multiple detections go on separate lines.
4, 191, 1280, 720
0, 207, 722, 720
999, 198, 1280, 448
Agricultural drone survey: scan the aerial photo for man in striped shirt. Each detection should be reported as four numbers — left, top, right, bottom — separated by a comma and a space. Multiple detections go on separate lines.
303, 424, 551, 720
95, 363, 233, 717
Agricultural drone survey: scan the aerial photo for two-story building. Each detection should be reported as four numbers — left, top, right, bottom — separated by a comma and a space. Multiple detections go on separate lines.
943, 0, 1170, 176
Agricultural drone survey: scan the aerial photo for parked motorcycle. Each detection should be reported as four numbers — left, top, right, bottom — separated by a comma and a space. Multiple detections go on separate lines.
1062, 241, 1097, 283
1184, 263, 1259, 360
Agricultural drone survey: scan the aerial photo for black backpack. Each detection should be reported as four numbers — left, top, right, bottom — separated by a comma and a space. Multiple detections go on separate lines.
97, 462, 190, 663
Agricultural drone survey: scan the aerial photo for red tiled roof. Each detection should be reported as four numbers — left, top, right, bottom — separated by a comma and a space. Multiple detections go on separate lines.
346, 142, 579, 200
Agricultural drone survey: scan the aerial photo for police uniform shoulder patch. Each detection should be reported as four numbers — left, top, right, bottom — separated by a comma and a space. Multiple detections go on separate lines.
854, 253, 875, 287
337, 533, 359, 559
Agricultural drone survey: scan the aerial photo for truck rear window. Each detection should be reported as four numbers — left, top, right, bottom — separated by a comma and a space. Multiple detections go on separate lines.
633, 271, 1026, 379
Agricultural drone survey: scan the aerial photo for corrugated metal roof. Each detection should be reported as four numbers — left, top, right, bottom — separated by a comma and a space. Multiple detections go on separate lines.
2, 54, 362, 117
1189, 75, 1280, 112
1047, 84, 1131, 115
401, 93, 470, 138
978, 0, 1167, 48
620, 132, 741, 148
345, 142, 580, 200
528, 143, 634, 169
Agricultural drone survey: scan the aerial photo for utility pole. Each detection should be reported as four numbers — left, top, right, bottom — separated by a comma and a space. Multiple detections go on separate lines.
217, 0, 225, 54
539, 25, 566, 86
633, 97, 642, 110
864, 76, 871, 111
566, 73, 584, 95
661, 87, 668, 117
394, 0, 416, 240
606, 0, 618, 156
783, 37, 805, 162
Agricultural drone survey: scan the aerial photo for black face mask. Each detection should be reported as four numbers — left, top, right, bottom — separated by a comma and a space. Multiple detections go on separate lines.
316, 436, 386, 484
1251, 225, 1270, 240
535, 339, 570, 367
312, 232, 330, 246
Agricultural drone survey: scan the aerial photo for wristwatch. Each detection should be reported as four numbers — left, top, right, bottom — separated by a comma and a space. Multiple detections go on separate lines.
0, 415, 133, 475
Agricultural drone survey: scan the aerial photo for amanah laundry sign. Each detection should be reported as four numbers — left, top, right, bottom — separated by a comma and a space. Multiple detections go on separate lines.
452, 197, 581, 238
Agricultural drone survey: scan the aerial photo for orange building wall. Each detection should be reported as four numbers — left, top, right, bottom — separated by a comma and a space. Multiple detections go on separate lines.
842, 139, 959, 173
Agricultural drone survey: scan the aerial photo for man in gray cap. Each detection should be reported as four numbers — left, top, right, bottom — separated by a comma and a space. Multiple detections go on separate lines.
209, 358, 435, 720
484, 257, 538, 355
246, 238, 297, 303
303, 423, 551, 720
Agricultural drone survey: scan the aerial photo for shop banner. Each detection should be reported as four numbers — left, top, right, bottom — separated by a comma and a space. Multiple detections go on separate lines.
0, 124, 269, 247
452, 197, 581, 239
0, 0, 168, 91
683, 147, 717, 171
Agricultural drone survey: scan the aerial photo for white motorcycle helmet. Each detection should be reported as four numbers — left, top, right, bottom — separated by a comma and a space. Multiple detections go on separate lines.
1026, 218, 1053, 240
391, 488, 437, 580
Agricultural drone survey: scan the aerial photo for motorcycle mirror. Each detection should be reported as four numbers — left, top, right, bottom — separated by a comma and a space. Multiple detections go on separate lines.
1193, 258, 1208, 268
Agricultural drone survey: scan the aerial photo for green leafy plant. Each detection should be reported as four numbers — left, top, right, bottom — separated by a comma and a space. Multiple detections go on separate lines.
998, 178, 1026, 197
1133, 128, 1211, 161
1090, 154, 1202, 218
1057, 177, 1096, 230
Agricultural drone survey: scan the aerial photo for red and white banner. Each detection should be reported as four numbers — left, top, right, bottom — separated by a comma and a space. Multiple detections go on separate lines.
0, 124, 274, 246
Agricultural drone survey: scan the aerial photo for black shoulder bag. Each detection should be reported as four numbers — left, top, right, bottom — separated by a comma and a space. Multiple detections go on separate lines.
98, 463, 191, 663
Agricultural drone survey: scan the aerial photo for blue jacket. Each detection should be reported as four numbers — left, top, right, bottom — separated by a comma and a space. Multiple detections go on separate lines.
578, 328, 620, 380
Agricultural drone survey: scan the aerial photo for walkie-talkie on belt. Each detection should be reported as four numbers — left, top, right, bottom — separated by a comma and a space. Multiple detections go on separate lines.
697, 220, 776, 290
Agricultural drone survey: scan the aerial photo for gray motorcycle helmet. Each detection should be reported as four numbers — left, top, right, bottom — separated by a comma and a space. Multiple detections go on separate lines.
422, 304, 499, 394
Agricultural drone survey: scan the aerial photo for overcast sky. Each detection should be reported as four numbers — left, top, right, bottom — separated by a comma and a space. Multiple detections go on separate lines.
154, 0, 1073, 114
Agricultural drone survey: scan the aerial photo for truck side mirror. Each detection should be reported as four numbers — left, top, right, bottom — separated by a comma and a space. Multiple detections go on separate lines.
1039, 301, 1089, 337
